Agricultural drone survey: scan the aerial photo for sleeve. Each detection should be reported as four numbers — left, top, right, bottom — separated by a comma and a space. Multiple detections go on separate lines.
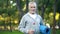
18, 16, 28, 33
40, 17, 44, 25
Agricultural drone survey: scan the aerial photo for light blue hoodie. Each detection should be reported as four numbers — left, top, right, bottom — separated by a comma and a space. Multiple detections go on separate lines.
18, 13, 43, 34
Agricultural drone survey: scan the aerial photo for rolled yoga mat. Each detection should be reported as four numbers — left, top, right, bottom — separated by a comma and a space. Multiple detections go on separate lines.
40, 25, 50, 34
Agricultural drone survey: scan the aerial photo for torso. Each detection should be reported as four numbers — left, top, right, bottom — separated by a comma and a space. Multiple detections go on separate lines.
24, 13, 41, 34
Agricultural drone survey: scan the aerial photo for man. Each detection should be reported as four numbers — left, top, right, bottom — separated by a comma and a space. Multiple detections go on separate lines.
18, 2, 44, 34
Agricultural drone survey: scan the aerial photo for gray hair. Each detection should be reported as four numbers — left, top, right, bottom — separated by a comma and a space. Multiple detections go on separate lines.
28, 2, 37, 7
28, 2, 38, 14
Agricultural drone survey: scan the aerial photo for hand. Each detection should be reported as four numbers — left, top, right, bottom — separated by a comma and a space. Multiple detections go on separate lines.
28, 30, 34, 34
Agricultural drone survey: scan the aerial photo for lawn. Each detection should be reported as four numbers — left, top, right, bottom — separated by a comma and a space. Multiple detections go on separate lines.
0, 29, 60, 34
0, 30, 23, 34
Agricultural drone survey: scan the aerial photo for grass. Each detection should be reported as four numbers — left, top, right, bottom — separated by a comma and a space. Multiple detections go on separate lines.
0, 30, 24, 34
56, 29, 60, 34
50, 29, 60, 34
0, 29, 60, 34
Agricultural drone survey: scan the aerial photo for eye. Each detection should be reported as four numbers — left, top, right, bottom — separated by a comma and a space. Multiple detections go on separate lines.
31, 7, 35, 8
33, 7, 35, 8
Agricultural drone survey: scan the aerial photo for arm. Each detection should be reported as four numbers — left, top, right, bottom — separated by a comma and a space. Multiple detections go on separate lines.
40, 17, 45, 25
40, 17, 50, 28
18, 16, 28, 33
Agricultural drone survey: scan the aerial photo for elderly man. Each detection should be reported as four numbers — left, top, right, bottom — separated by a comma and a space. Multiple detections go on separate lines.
18, 2, 44, 34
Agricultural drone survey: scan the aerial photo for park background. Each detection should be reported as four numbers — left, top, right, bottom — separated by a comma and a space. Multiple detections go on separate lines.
0, 0, 60, 34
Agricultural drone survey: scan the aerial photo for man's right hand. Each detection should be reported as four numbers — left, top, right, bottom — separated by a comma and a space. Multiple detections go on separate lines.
28, 30, 34, 34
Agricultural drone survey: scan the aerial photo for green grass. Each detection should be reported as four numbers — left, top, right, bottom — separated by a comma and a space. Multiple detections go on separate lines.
0, 31, 24, 34
50, 29, 60, 34
56, 29, 60, 34
0, 29, 60, 34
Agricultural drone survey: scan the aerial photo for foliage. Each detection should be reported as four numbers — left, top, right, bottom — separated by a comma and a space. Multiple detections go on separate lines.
0, 0, 60, 31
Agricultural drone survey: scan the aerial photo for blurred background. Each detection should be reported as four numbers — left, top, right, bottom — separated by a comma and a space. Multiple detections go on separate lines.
0, 0, 60, 34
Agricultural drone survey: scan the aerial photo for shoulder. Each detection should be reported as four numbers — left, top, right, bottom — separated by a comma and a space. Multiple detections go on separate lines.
22, 13, 28, 18
37, 14, 42, 19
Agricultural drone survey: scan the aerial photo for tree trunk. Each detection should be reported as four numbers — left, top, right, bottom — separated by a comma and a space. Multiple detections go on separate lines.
16, 0, 24, 18
26, 0, 29, 13
53, 0, 58, 34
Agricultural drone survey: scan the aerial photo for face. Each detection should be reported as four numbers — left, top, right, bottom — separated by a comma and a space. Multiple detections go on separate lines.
29, 4, 37, 14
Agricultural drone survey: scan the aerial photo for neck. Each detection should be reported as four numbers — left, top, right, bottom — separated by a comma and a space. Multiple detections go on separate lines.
29, 12, 36, 15
30, 12, 35, 15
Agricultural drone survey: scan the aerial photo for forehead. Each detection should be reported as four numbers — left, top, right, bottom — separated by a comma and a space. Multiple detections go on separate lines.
29, 2, 36, 7
29, 4, 35, 7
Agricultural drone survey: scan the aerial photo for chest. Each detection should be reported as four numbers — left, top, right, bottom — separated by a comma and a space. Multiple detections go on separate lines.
25, 16, 41, 25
